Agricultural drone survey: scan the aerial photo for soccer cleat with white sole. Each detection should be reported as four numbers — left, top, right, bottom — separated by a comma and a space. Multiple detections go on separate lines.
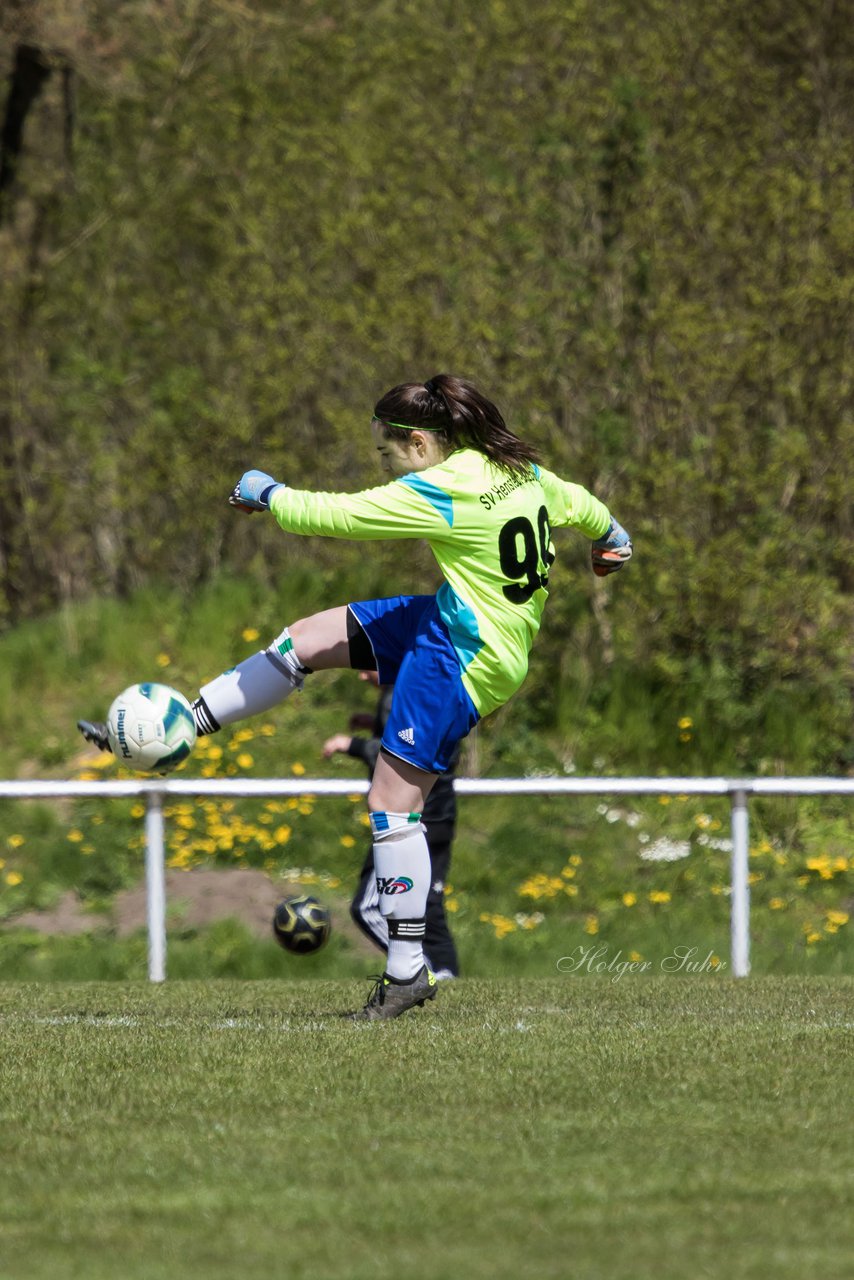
348, 965, 438, 1021
77, 720, 111, 752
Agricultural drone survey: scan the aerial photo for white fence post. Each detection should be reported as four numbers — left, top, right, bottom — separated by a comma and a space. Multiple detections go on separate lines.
144, 790, 167, 983
729, 787, 751, 978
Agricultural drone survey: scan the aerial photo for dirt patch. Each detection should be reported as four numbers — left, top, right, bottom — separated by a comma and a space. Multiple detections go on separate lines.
9, 890, 104, 936
3, 868, 348, 941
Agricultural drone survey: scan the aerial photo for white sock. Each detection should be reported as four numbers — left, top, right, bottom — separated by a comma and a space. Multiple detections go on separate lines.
194, 626, 309, 731
371, 811, 430, 981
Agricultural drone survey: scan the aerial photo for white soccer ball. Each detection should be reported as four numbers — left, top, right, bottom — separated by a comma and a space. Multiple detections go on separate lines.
106, 683, 197, 774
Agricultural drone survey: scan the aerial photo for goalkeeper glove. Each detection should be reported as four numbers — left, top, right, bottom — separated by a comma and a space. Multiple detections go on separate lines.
229, 470, 284, 513
591, 517, 633, 576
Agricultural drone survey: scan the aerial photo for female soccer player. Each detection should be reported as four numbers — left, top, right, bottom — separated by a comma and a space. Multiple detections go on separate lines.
81, 375, 632, 1019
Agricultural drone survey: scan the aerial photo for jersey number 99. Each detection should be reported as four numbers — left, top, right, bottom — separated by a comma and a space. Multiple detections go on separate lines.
499, 507, 554, 604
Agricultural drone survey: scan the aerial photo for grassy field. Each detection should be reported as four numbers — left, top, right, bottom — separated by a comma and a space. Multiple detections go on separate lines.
1, 977, 852, 1280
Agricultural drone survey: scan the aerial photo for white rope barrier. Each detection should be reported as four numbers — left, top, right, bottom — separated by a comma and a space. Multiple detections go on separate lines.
2, 776, 852, 981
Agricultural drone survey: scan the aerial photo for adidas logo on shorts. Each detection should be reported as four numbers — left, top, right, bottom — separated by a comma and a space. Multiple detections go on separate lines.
397, 727, 415, 746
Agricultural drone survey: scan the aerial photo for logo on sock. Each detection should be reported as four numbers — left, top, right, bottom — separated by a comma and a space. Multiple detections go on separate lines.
397, 727, 415, 745
376, 876, 414, 895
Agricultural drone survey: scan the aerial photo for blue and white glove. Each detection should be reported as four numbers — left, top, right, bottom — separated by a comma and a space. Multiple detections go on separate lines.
228, 470, 285, 513
591, 517, 633, 576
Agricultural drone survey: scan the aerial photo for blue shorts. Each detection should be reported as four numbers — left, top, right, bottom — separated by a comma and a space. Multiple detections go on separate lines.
348, 595, 480, 775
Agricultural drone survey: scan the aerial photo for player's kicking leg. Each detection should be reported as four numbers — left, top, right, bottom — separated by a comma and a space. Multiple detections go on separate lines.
77, 607, 351, 751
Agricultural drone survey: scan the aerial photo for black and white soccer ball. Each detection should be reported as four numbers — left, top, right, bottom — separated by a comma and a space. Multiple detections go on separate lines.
272, 894, 331, 954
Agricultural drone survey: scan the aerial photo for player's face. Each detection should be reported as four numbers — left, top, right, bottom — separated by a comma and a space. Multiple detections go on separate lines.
370, 419, 428, 476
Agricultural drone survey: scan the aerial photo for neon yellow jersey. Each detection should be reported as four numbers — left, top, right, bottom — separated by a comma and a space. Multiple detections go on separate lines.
269, 449, 611, 716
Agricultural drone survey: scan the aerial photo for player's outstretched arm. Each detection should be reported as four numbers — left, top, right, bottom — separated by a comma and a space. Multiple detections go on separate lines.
591, 517, 633, 576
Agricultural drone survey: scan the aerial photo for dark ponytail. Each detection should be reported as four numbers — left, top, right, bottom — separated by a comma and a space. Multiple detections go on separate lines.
373, 375, 540, 476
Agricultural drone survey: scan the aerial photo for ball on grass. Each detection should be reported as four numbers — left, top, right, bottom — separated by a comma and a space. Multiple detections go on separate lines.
272, 894, 331, 954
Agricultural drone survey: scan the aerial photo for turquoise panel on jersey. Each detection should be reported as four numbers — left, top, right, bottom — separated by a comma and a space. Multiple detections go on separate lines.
436, 581, 484, 673
398, 474, 454, 527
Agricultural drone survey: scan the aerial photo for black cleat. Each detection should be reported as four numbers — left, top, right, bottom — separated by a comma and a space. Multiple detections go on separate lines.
347, 965, 438, 1021
77, 720, 112, 752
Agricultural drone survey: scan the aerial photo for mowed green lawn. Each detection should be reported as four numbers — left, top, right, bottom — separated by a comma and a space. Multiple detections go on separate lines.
1, 978, 852, 1280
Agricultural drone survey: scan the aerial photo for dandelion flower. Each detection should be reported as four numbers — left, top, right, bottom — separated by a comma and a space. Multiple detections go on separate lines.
6, 871, 23, 886
156, 653, 171, 667
242, 628, 260, 642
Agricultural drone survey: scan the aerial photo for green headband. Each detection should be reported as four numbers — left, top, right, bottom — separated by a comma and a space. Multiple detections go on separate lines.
372, 415, 446, 432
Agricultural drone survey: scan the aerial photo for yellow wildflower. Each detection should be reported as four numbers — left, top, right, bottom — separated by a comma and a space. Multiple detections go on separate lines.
649, 890, 671, 904
479, 912, 516, 939
5, 871, 23, 886
156, 653, 171, 667
622, 892, 637, 907
242, 628, 260, 642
